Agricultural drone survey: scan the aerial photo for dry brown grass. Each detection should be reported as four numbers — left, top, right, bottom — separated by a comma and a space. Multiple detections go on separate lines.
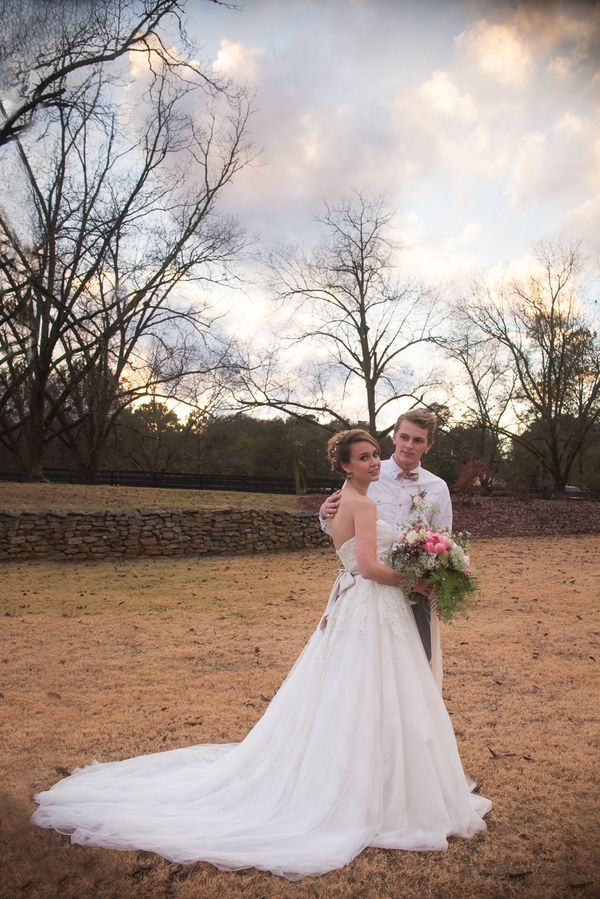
1, 537, 599, 899
0, 480, 301, 513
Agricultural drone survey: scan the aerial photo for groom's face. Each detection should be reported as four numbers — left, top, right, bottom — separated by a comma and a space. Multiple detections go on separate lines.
392, 420, 432, 471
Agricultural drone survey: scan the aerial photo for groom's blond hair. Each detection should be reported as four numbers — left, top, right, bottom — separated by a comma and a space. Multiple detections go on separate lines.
393, 409, 437, 443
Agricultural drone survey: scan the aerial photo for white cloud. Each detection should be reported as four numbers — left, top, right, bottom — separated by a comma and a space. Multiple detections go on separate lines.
418, 71, 476, 123
561, 196, 600, 254
455, 2, 600, 90
548, 55, 572, 79
398, 216, 483, 286
503, 107, 600, 217
212, 38, 264, 83
187, 0, 600, 295
479, 248, 545, 292
507, 131, 547, 207
393, 74, 507, 189
553, 111, 584, 136
296, 113, 324, 164
456, 21, 533, 89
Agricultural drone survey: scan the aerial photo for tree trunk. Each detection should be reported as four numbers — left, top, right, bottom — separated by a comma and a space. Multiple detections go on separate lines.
26, 380, 48, 481
366, 379, 377, 435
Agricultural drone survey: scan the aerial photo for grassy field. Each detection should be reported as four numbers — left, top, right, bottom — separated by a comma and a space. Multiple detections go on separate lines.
0, 480, 302, 513
1, 535, 599, 899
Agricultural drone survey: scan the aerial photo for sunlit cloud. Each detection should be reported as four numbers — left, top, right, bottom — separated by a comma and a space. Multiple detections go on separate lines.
456, 21, 534, 89
183, 0, 600, 336
418, 71, 476, 123
212, 38, 264, 82
548, 55, 572, 78
553, 110, 585, 136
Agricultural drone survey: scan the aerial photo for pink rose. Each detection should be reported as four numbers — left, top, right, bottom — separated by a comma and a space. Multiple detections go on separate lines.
433, 542, 447, 555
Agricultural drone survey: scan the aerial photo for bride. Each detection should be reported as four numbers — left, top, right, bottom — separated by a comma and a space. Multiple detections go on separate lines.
33, 428, 491, 880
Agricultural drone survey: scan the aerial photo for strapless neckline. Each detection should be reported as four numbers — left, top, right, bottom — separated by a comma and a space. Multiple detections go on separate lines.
335, 519, 394, 554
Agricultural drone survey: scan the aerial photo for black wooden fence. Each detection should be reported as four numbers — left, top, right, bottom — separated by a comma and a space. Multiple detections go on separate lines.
1, 468, 598, 499
0, 468, 344, 495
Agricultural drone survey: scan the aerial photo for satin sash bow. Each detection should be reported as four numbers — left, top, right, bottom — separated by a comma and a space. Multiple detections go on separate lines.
319, 568, 356, 631
318, 567, 443, 693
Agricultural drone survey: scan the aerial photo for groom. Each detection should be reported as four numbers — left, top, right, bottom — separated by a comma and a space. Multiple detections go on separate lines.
319, 408, 452, 660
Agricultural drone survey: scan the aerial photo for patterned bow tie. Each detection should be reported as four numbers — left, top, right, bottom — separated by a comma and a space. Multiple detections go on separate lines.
397, 469, 419, 481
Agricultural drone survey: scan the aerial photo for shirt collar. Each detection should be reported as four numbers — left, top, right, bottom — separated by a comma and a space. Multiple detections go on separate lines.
389, 456, 422, 479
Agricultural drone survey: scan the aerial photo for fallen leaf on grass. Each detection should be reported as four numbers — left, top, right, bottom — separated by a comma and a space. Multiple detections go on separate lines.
488, 746, 517, 759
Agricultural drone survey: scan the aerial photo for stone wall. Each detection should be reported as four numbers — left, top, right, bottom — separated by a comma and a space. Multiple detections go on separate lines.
0, 509, 330, 561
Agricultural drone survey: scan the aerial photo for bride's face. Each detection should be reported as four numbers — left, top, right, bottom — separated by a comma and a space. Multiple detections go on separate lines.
343, 441, 381, 483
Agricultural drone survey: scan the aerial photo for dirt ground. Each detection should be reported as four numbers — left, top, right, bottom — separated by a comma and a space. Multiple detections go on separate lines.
1, 536, 599, 899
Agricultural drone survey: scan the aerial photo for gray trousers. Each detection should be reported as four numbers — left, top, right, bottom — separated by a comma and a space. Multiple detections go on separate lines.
411, 601, 431, 660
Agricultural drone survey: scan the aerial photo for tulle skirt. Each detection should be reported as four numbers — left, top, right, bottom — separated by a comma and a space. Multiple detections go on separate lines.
33, 574, 491, 880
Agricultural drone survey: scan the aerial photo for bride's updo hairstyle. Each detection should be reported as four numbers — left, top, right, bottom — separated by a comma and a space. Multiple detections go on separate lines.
327, 429, 380, 475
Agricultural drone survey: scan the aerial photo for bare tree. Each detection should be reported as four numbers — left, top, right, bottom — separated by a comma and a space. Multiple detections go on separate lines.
0, 0, 235, 147
456, 241, 600, 490
50, 329, 238, 478
439, 318, 516, 470
0, 1, 252, 478
235, 192, 440, 437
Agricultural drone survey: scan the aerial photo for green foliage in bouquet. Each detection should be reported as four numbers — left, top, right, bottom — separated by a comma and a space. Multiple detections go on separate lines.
427, 569, 477, 622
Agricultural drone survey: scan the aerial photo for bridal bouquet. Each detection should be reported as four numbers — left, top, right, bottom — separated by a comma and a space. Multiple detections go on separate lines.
389, 493, 476, 621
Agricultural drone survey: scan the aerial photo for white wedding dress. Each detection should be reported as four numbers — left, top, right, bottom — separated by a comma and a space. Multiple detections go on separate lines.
33, 521, 491, 880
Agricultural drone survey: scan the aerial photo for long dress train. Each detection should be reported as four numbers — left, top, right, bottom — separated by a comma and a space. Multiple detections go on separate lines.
32, 520, 491, 880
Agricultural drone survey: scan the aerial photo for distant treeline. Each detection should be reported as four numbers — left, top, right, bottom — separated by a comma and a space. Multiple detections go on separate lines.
2, 404, 598, 492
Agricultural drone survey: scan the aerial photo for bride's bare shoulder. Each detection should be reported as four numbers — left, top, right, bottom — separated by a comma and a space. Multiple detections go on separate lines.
338, 491, 376, 512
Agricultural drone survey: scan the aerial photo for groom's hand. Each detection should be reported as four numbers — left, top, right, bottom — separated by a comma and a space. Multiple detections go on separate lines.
414, 578, 433, 600
320, 490, 342, 520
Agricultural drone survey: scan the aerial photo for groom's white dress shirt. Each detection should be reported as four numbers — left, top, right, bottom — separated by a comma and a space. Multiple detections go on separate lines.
368, 458, 452, 537
321, 459, 452, 538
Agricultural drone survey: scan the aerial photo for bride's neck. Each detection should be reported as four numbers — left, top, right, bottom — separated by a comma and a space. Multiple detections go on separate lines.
345, 480, 369, 496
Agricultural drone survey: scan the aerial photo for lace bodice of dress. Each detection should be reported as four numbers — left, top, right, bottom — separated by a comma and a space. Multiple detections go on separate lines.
336, 519, 395, 572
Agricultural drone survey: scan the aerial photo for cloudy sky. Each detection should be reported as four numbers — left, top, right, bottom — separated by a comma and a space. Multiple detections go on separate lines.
183, 0, 600, 296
